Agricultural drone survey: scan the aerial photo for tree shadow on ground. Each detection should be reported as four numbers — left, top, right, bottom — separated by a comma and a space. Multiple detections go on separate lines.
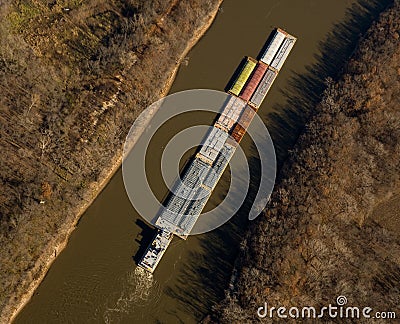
266, 0, 393, 167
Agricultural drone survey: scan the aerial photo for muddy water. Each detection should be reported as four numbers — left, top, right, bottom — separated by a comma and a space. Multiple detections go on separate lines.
15, 0, 389, 323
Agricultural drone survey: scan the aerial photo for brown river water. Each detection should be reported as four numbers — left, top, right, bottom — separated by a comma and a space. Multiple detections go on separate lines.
14, 0, 390, 323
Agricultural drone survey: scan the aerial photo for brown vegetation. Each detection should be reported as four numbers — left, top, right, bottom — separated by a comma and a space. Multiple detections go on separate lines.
212, 1, 400, 322
0, 0, 221, 321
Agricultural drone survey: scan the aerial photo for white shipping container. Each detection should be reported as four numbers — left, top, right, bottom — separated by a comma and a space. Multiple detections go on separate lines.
270, 37, 296, 70
216, 96, 246, 132
260, 30, 286, 65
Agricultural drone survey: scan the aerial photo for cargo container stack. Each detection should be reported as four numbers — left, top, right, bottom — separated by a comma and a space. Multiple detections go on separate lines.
226, 28, 296, 142
239, 62, 268, 102
139, 28, 296, 273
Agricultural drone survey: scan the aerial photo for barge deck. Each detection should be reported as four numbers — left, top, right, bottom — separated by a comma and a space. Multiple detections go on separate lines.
138, 27, 297, 273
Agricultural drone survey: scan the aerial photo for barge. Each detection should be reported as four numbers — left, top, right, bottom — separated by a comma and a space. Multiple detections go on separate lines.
138, 27, 297, 273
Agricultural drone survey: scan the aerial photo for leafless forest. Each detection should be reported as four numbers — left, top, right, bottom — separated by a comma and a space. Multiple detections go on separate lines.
211, 1, 400, 322
0, 0, 220, 320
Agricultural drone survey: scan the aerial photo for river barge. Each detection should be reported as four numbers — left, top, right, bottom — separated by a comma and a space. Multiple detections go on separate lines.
138, 28, 297, 273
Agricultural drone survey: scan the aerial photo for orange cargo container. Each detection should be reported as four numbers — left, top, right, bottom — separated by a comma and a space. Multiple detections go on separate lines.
239, 62, 268, 102
231, 124, 246, 143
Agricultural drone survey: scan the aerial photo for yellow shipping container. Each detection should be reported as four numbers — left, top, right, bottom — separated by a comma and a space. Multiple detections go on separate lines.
229, 57, 257, 96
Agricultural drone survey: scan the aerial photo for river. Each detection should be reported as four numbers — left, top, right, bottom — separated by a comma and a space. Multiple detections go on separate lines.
14, 0, 389, 322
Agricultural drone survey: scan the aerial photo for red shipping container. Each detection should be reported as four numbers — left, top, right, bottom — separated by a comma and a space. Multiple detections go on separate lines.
240, 62, 268, 102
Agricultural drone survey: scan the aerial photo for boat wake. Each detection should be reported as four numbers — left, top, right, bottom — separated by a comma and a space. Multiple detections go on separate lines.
103, 267, 161, 323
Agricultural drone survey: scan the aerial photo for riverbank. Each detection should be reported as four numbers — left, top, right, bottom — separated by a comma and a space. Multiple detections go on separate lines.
0, 1, 222, 322
211, 1, 399, 322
